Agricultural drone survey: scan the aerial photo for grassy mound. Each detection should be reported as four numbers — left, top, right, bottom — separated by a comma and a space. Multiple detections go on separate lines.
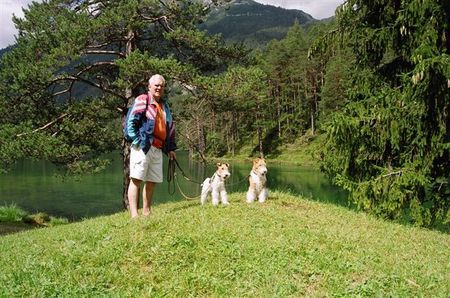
0, 191, 448, 296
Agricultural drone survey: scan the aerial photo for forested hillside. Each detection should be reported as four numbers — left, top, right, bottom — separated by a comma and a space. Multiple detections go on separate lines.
200, 0, 316, 46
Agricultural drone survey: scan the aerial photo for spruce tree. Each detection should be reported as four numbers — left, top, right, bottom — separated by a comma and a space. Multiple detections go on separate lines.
320, 0, 449, 226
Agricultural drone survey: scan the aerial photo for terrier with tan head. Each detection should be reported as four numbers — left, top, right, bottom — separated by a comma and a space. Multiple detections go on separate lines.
247, 157, 268, 203
200, 163, 231, 206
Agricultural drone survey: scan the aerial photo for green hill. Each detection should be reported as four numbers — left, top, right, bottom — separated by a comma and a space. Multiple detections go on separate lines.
1, 191, 449, 296
201, 0, 317, 46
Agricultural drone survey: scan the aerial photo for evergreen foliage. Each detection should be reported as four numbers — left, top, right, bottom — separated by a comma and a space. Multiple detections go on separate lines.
318, 0, 450, 226
200, 0, 315, 46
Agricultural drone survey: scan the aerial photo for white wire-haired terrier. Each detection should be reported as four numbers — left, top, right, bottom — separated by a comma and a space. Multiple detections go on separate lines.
246, 157, 268, 203
200, 163, 231, 206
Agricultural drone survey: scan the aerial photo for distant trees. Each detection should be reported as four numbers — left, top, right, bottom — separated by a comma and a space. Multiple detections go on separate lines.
263, 21, 312, 140
318, 47, 353, 124
175, 20, 345, 158
318, 0, 450, 226
174, 20, 334, 158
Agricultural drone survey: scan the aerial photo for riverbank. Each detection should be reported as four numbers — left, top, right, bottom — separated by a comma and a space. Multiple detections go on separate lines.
0, 204, 68, 236
211, 133, 323, 168
1, 191, 448, 296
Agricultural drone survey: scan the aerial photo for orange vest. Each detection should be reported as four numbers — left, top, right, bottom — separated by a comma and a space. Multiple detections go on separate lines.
152, 102, 166, 149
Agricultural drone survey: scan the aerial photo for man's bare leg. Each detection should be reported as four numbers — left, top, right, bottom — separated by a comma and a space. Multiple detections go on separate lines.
143, 181, 156, 216
128, 178, 142, 218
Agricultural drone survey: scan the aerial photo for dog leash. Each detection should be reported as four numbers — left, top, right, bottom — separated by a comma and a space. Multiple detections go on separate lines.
168, 158, 203, 184
224, 174, 250, 187
174, 174, 202, 200
167, 158, 203, 199
167, 159, 252, 200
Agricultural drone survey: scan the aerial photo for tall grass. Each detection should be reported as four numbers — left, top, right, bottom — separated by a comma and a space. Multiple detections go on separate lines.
0, 204, 27, 222
0, 203, 68, 228
0, 191, 449, 296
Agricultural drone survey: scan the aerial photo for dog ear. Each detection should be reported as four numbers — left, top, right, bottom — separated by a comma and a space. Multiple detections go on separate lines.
225, 163, 229, 168
216, 162, 222, 167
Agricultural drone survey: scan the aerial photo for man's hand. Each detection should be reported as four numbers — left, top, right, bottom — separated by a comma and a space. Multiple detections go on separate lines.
168, 151, 176, 160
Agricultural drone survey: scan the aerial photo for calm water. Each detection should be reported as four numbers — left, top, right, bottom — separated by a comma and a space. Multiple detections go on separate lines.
0, 151, 348, 220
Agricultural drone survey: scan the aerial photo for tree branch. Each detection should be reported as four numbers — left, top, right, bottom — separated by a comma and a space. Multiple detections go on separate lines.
50, 74, 125, 100
50, 61, 118, 98
84, 50, 125, 57
16, 113, 70, 137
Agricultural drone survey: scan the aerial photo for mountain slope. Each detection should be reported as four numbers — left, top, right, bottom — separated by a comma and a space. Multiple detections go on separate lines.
201, 0, 316, 45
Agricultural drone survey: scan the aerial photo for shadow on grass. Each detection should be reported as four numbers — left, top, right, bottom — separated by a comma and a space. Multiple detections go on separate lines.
0, 222, 39, 236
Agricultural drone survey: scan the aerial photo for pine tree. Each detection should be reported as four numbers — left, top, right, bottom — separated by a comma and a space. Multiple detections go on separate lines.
0, 0, 246, 208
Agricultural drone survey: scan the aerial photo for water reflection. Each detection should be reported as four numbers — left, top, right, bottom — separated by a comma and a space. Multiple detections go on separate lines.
0, 151, 348, 220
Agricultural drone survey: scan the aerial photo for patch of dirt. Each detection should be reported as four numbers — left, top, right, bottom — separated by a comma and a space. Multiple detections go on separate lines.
0, 222, 37, 236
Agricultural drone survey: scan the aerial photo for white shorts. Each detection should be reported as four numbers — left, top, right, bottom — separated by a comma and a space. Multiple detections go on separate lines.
129, 145, 163, 183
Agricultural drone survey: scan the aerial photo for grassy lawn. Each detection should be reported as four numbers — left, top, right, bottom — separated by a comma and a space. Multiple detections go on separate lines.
0, 191, 448, 296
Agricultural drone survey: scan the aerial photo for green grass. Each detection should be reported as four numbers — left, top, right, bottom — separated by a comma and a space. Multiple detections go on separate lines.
0, 204, 28, 222
219, 132, 324, 168
267, 133, 324, 168
0, 191, 449, 296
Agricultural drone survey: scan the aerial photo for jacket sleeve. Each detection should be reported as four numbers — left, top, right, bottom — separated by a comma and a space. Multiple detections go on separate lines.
167, 120, 177, 152
164, 102, 177, 152
126, 95, 147, 145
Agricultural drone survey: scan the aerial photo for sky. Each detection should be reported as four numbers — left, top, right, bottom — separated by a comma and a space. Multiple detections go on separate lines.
0, 0, 345, 49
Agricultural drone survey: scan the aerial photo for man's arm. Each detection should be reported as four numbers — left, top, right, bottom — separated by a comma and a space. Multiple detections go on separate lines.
127, 95, 147, 145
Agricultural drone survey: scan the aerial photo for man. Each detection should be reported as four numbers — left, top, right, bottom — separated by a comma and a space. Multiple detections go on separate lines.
126, 74, 176, 218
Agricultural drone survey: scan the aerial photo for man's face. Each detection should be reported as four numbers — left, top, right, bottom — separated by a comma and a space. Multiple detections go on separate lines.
149, 79, 165, 100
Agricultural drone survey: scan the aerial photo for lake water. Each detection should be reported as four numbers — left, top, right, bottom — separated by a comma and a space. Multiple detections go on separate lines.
0, 151, 348, 220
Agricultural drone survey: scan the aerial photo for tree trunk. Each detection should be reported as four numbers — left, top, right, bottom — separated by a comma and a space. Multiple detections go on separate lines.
196, 117, 205, 156
311, 81, 318, 135
122, 139, 131, 209
277, 92, 281, 139
258, 126, 263, 158
257, 102, 263, 157
122, 29, 135, 210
